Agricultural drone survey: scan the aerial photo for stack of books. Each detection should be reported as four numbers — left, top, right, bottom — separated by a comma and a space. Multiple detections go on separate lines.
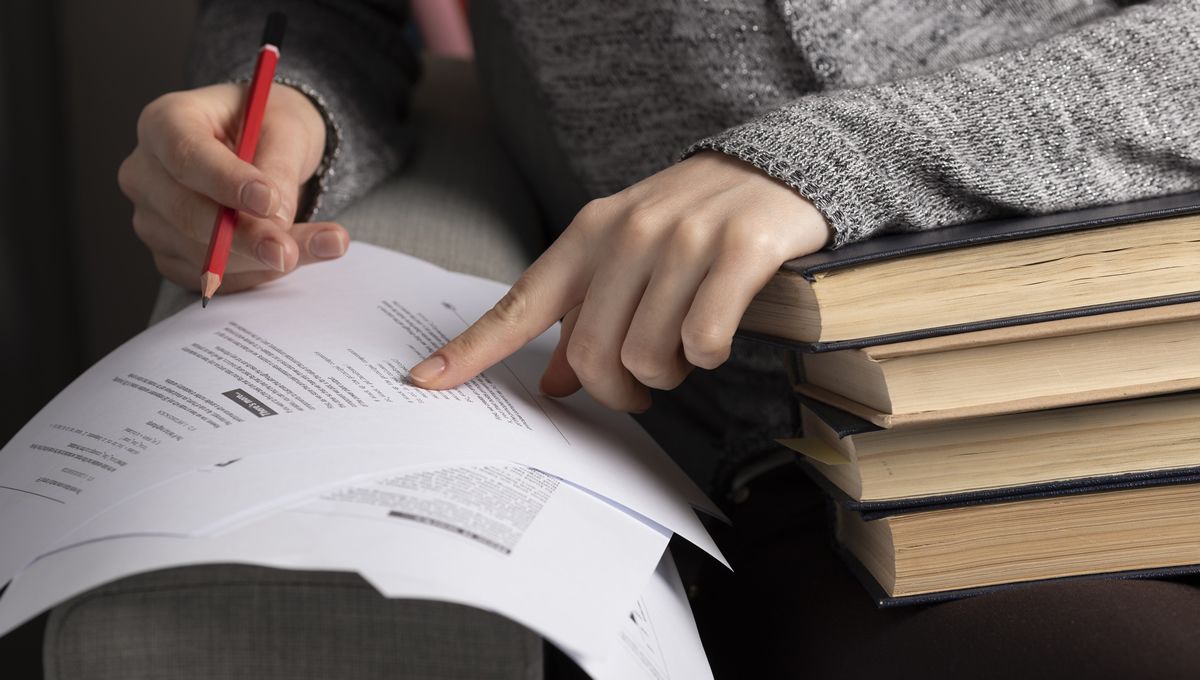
742, 192, 1200, 605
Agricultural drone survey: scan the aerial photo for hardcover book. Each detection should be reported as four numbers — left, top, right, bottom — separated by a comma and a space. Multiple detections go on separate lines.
794, 302, 1200, 427
833, 480, 1200, 602
781, 393, 1200, 507
739, 192, 1200, 351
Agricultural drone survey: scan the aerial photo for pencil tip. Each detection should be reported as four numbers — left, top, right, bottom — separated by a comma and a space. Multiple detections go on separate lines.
201, 296, 210, 309
199, 271, 222, 303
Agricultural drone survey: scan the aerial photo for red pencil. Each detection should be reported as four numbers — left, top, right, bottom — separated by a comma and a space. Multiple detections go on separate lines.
200, 12, 287, 308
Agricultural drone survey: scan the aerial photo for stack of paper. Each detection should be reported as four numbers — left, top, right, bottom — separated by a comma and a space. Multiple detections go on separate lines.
0, 244, 724, 679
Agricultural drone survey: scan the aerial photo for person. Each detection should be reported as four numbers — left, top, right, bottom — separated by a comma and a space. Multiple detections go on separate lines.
111, 1, 1200, 677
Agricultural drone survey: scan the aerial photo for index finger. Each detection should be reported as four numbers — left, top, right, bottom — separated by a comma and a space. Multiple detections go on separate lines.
407, 233, 591, 389
140, 95, 281, 219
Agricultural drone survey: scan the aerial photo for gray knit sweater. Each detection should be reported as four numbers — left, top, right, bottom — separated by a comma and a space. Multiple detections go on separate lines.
190, 0, 1200, 487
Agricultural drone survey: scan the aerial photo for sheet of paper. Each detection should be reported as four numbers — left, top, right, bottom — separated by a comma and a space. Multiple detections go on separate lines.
0, 461, 671, 661
0, 243, 724, 585
573, 550, 716, 680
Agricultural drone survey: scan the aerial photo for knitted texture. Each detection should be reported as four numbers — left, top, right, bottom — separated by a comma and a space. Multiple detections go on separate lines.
691, 0, 1200, 246
493, 0, 1199, 247
192, 0, 1200, 244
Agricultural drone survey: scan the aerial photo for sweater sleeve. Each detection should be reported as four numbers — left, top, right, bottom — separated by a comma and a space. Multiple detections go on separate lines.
188, 0, 420, 221
687, 0, 1200, 248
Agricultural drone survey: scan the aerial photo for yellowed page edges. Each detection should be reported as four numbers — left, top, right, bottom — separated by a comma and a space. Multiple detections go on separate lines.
776, 437, 851, 466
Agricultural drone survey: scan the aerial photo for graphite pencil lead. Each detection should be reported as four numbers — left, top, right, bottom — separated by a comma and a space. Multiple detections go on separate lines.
202, 296, 210, 309
199, 271, 222, 304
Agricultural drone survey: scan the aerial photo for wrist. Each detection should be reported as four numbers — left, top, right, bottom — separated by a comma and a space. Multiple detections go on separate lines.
272, 78, 340, 222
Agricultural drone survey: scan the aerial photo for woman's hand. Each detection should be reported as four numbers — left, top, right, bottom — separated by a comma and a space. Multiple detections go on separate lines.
118, 83, 349, 293
408, 151, 831, 411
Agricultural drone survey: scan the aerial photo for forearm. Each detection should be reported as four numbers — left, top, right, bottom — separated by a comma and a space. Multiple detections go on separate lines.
690, 0, 1200, 247
189, 0, 420, 221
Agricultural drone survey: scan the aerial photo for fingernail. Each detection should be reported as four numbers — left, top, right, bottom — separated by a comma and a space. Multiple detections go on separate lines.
256, 240, 287, 272
241, 180, 275, 217
275, 203, 293, 225
309, 230, 346, 259
409, 355, 446, 384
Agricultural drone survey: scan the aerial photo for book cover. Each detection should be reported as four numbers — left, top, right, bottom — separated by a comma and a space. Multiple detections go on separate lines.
797, 456, 1200, 520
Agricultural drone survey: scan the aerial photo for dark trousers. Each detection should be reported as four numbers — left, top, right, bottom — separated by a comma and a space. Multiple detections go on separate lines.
684, 463, 1200, 679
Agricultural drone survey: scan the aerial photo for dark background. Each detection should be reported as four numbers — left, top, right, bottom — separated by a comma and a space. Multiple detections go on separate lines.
1, 1, 198, 675
2, 1, 196, 444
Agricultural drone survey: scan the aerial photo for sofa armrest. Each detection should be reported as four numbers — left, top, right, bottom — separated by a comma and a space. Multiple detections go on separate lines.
44, 564, 542, 680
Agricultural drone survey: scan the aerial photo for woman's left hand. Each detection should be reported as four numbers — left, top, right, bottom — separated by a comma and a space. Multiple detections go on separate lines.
407, 151, 831, 411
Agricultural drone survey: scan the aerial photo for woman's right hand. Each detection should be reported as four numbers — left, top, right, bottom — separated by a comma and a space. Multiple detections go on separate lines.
118, 83, 349, 293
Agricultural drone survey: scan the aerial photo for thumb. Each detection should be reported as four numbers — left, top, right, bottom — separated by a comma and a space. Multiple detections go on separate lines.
253, 112, 322, 228
234, 105, 331, 270
146, 112, 283, 221
290, 221, 350, 264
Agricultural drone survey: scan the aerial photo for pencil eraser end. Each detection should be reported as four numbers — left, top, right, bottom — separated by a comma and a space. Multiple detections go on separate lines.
262, 12, 287, 49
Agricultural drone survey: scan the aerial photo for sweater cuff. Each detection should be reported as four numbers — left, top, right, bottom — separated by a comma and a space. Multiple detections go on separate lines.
684, 97, 900, 250
271, 76, 342, 223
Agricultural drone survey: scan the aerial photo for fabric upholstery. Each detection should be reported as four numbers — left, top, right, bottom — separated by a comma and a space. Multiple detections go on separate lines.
44, 565, 542, 680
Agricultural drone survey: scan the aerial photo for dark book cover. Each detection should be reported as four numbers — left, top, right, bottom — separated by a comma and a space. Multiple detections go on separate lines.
797, 456, 1200, 520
